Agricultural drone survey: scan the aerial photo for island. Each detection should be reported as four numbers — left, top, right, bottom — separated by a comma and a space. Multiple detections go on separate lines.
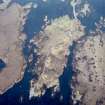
29, 15, 85, 98
0, 3, 30, 94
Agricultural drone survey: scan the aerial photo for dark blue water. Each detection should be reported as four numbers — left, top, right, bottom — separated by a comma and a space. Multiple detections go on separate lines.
21, 0, 72, 39
0, 0, 73, 105
0, 59, 6, 71
0, 0, 105, 105
80, 0, 105, 33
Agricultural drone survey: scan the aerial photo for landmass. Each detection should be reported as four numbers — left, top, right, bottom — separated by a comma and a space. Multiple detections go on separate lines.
71, 18, 105, 105
29, 15, 85, 98
0, 3, 31, 94
1, 1, 104, 105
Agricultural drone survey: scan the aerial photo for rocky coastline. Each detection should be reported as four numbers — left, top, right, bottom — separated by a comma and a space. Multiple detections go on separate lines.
29, 15, 85, 98
71, 18, 105, 105
0, 3, 31, 94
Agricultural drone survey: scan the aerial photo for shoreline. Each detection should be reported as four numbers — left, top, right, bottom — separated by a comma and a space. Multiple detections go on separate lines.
29, 15, 85, 98
71, 18, 105, 105
0, 2, 31, 95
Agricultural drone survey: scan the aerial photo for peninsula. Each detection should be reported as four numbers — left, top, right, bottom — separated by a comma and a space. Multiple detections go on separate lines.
0, 3, 30, 94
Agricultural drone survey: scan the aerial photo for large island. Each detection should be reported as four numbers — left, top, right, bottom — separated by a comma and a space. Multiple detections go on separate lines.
29, 15, 85, 98
0, 3, 30, 94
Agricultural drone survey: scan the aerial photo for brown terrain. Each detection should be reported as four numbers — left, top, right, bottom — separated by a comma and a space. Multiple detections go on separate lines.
71, 25, 105, 105
0, 3, 28, 94
29, 15, 85, 98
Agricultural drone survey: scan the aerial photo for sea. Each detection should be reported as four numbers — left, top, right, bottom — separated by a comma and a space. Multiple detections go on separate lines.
0, 0, 105, 105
